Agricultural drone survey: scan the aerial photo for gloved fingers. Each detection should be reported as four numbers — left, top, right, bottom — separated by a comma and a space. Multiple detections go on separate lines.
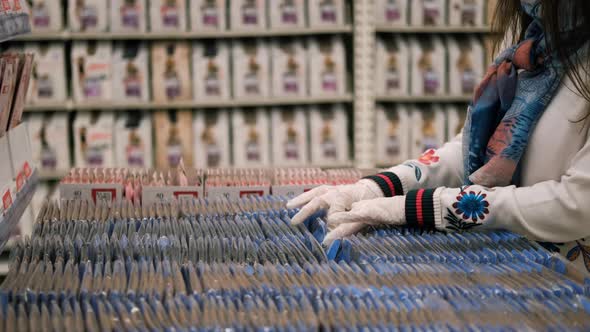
323, 222, 367, 245
326, 193, 354, 217
290, 196, 329, 225
328, 210, 371, 226
286, 186, 331, 209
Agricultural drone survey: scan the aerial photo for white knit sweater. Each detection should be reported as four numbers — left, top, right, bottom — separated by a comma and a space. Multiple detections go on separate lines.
381, 76, 590, 275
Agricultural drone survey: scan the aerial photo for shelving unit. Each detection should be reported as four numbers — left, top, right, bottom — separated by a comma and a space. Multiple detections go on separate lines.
15, 26, 353, 41
375, 25, 491, 34
375, 95, 473, 103
25, 95, 354, 112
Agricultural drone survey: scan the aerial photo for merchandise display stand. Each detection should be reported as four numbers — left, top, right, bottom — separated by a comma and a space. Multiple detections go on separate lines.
0, 2, 37, 254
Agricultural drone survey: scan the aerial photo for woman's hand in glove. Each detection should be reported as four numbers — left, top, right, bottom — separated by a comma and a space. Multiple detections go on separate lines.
328, 196, 406, 230
287, 180, 384, 225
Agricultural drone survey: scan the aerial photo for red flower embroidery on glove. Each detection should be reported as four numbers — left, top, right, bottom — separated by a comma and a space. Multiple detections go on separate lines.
418, 149, 440, 165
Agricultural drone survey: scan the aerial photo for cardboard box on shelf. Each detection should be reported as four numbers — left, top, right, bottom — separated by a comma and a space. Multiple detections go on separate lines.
309, 104, 349, 166
30, 0, 64, 32
68, 0, 108, 32
192, 40, 231, 101
268, 0, 305, 29
71, 41, 113, 102
230, 0, 266, 30
410, 36, 446, 96
447, 35, 484, 96
446, 104, 467, 140
154, 110, 193, 169
449, 0, 484, 27
232, 39, 270, 99
26, 113, 70, 172
308, 0, 345, 27
411, 0, 446, 26
193, 109, 230, 168
271, 107, 308, 166
270, 38, 307, 98
375, 0, 409, 26
190, 0, 227, 31
25, 43, 67, 104
376, 35, 409, 96
151, 42, 192, 102
150, 0, 188, 31
376, 104, 410, 165
110, 0, 148, 32
308, 36, 346, 97
115, 112, 153, 168
410, 104, 446, 158
8, 54, 34, 130
112, 42, 150, 102
73, 112, 115, 168
232, 108, 270, 167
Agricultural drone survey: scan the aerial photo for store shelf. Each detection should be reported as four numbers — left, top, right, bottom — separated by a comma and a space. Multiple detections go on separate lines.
39, 170, 68, 181
375, 25, 491, 34
14, 26, 353, 41
376, 95, 472, 103
0, 171, 37, 253
25, 95, 354, 112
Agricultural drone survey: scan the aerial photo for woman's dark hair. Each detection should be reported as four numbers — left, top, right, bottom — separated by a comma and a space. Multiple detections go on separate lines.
491, 0, 590, 105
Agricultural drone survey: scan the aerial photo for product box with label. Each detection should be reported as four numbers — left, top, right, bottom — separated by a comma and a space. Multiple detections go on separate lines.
376, 104, 410, 165
410, 36, 446, 96
268, 0, 305, 29
73, 112, 115, 168
308, 36, 346, 97
60, 180, 124, 204
111, 0, 148, 32
0, 55, 19, 138
232, 108, 270, 167
72, 41, 113, 102
68, 0, 108, 32
308, 0, 345, 27
150, 0, 188, 31
310, 104, 349, 166
30, 0, 63, 32
230, 0, 266, 30
271, 107, 308, 166
411, 0, 446, 26
193, 110, 230, 168
271, 38, 306, 98
446, 104, 467, 140
232, 39, 270, 99
192, 40, 230, 101
8, 53, 34, 131
112, 42, 150, 102
154, 110, 193, 169
26, 113, 70, 172
7, 123, 34, 192
115, 112, 153, 168
152, 42, 192, 102
375, 0, 409, 26
449, 0, 484, 26
142, 169, 203, 205
410, 104, 446, 158
190, 0, 227, 31
376, 35, 409, 96
25, 43, 67, 104
447, 36, 484, 96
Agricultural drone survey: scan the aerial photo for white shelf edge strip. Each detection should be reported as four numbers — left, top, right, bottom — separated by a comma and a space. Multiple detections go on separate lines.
14, 26, 353, 41
375, 95, 472, 102
24, 95, 354, 112
375, 26, 491, 33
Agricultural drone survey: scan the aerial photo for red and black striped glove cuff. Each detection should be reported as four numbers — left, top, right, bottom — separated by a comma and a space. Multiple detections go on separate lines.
405, 188, 436, 231
363, 172, 404, 197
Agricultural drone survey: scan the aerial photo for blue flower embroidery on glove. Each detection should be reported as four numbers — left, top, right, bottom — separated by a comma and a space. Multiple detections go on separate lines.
452, 188, 490, 222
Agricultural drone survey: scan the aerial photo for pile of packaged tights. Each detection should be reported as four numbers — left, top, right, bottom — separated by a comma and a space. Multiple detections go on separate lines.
0, 196, 589, 331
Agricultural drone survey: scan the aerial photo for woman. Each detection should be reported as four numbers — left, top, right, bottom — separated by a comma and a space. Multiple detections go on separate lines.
288, 0, 590, 273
